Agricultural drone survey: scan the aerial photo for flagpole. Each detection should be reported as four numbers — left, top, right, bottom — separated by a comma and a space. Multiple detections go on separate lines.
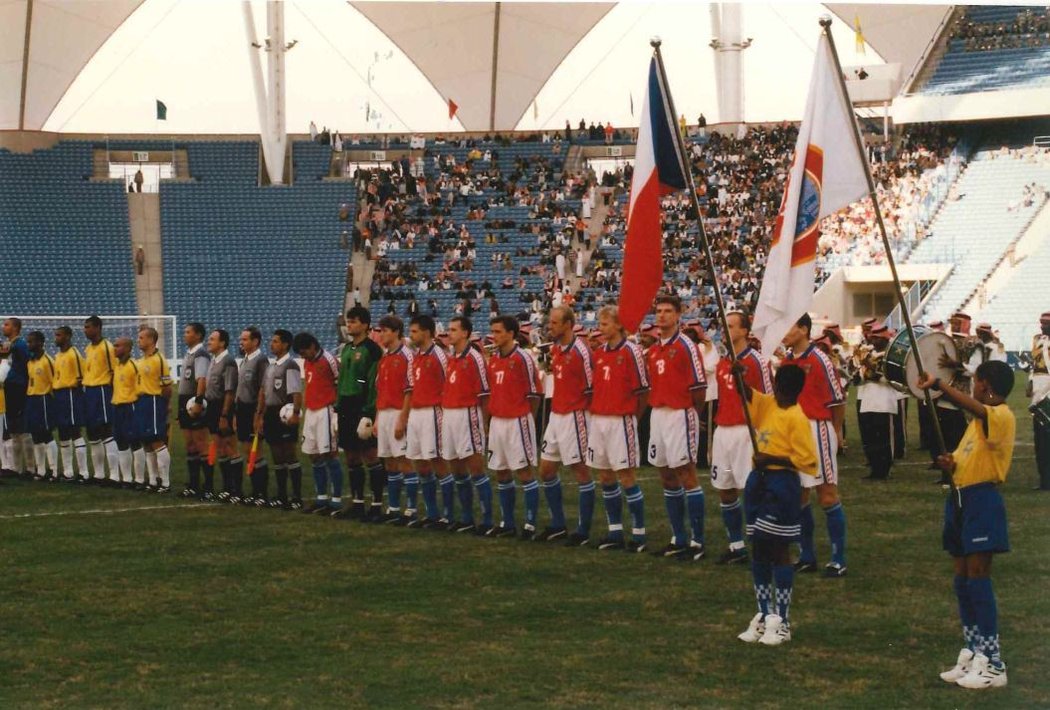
818, 18, 948, 456
650, 39, 759, 455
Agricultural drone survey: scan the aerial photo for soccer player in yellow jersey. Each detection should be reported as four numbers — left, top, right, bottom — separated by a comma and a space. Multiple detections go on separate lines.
111, 337, 143, 488
734, 363, 817, 647
25, 331, 59, 480
135, 326, 173, 492
52, 326, 89, 481
919, 361, 1016, 690
82, 315, 120, 484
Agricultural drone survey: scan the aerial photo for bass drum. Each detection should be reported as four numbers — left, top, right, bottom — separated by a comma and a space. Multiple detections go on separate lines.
882, 325, 958, 399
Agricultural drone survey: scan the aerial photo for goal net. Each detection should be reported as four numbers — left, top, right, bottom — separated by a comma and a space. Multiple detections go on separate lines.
10, 315, 178, 370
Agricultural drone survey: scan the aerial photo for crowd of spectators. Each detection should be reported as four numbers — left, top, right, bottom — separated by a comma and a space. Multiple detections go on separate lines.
950, 6, 1050, 52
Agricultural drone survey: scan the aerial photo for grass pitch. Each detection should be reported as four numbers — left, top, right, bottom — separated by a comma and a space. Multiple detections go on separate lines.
1, 382, 1048, 709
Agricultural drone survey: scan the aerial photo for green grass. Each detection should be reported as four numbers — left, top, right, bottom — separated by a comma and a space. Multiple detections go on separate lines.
1, 380, 1048, 709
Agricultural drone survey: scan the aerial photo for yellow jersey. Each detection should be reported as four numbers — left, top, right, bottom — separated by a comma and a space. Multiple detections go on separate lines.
27, 354, 56, 396
112, 359, 140, 405
136, 352, 171, 397
952, 403, 1015, 488
53, 347, 85, 390
83, 339, 118, 387
747, 391, 817, 477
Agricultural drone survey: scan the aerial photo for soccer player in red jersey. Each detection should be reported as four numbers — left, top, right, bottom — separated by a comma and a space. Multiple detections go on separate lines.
780, 313, 848, 578
646, 294, 708, 560
588, 306, 650, 552
538, 306, 593, 543
441, 316, 492, 534
406, 315, 450, 528
711, 311, 772, 564
485, 316, 542, 539
292, 332, 344, 514
374, 315, 414, 524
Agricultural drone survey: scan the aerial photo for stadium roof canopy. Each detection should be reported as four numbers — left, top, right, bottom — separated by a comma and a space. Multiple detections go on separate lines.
1, 1, 950, 133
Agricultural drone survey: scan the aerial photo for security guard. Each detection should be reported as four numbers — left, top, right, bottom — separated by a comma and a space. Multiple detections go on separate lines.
1028, 312, 1050, 491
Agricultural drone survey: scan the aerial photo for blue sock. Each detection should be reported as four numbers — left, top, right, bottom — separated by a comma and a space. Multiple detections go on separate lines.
577, 481, 596, 536
473, 475, 493, 526
664, 487, 687, 546
954, 575, 980, 652
824, 502, 846, 567
721, 499, 745, 548
602, 483, 624, 540
522, 479, 540, 528
404, 474, 420, 513
624, 484, 646, 543
968, 577, 1002, 666
497, 481, 516, 529
312, 463, 328, 502
799, 504, 816, 564
420, 474, 438, 519
751, 559, 773, 617
386, 472, 403, 511
773, 564, 794, 621
439, 474, 455, 520
542, 477, 566, 529
686, 486, 705, 545
455, 476, 474, 524
327, 458, 343, 506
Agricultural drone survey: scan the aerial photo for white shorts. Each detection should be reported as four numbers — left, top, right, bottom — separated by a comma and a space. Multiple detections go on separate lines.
441, 406, 486, 461
406, 406, 442, 461
710, 424, 753, 490
541, 410, 588, 465
301, 406, 338, 456
805, 419, 839, 488
587, 414, 640, 471
487, 415, 537, 471
647, 407, 699, 469
376, 408, 409, 459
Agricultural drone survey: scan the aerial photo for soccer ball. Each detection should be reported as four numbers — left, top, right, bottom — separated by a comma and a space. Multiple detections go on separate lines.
185, 398, 207, 418
279, 403, 297, 424
356, 416, 374, 439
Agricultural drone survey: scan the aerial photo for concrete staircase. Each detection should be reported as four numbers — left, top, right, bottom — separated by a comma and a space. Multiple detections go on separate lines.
127, 193, 165, 315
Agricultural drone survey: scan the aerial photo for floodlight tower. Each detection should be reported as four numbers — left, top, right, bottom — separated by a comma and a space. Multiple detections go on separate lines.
243, 0, 294, 184
708, 3, 751, 135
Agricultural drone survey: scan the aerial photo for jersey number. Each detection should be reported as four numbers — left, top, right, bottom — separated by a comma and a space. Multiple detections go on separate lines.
495, 371, 505, 385
602, 365, 612, 381
449, 370, 457, 384
655, 360, 666, 375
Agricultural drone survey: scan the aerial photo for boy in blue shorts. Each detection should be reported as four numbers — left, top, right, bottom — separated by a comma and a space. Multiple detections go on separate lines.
919, 361, 1015, 690
734, 363, 816, 646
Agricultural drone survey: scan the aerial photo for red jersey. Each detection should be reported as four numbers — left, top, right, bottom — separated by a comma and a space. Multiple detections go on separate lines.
550, 337, 594, 414
782, 344, 845, 421
303, 349, 339, 410
589, 339, 648, 416
487, 345, 540, 418
410, 343, 448, 408
376, 345, 414, 411
442, 345, 489, 408
646, 332, 706, 409
714, 347, 772, 426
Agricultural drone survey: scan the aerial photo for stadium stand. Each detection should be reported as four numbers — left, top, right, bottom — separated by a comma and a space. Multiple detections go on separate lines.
0, 141, 136, 314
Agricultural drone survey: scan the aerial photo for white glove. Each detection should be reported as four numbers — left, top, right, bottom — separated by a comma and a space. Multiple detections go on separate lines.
357, 416, 374, 439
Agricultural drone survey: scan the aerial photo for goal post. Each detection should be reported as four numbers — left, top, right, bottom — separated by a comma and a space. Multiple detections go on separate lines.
11, 315, 179, 370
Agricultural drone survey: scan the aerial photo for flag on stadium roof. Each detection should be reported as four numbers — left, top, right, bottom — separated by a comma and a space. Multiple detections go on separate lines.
447, 98, 459, 121
618, 55, 688, 334
752, 30, 868, 356
156, 99, 167, 121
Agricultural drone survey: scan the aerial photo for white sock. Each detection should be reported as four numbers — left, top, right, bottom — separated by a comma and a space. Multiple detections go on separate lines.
0, 437, 12, 472
33, 443, 46, 475
60, 441, 73, 478
118, 448, 134, 483
46, 440, 58, 472
90, 439, 106, 479
156, 446, 171, 487
146, 450, 159, 486
104, 437, 120, 481
20, 435, 35, 473
132, 448, 146, 485
74, 438, 88, 478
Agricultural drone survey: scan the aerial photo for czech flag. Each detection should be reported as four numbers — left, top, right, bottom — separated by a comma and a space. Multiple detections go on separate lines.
618, 56, 688, 334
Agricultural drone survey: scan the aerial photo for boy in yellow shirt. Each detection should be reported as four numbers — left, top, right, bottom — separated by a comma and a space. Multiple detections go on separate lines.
919, 361, 1015, 690
734, 362, 817, 647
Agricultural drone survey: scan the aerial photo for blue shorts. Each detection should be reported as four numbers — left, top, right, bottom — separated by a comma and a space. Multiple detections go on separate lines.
24, 394, 54, 434
943, 483, 1009, 557
744, 468, 802, 542
83, 385, 114, 428
114, 403, 139, 445
135, 395, 169, 443
51, 388, 85, 430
